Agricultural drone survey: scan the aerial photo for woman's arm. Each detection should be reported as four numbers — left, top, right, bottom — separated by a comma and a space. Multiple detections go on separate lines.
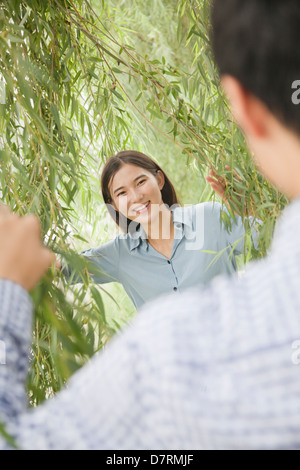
60, 238, 120, 286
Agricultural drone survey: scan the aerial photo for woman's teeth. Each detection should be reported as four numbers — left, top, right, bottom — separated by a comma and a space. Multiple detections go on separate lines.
135, 202, 150, 213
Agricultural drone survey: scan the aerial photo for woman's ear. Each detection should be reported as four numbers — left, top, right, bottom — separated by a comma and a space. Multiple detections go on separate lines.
106, 197, 117, 211
156, 170, 165, 191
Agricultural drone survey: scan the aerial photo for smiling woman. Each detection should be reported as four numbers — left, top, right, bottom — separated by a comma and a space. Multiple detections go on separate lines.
102, 151, 181, 260
101, 151, 180, 237
62, 150, 261, 309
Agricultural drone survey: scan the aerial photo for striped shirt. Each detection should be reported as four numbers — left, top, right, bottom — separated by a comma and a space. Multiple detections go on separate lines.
0, 199, 300, 450
64, 202, 261, 309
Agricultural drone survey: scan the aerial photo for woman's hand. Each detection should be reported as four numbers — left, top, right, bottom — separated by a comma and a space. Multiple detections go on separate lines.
206, 166, 256, 217
206, 166, 230, 202
55, 258, 62, 272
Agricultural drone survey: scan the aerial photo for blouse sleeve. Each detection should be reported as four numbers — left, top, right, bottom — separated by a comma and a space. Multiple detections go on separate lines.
219, 204, 261, 256
62, 238, 120, 285
202, 201, 261, 256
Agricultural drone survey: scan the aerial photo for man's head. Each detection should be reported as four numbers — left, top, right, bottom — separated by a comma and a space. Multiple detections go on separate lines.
211, 0, 300, 199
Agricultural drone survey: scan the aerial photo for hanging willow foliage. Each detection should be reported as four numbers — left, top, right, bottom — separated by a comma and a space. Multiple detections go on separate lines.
0, 0, 287, 410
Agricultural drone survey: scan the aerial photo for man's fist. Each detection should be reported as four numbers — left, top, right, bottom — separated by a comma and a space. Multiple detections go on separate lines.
0, 205, 56, 291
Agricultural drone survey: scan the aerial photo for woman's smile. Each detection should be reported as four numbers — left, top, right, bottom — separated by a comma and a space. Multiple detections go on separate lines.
110, 164, 166, 225
133, 201, 151, 215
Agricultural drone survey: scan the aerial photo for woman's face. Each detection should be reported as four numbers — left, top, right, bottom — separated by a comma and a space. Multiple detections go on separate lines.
109, 163, 165, 224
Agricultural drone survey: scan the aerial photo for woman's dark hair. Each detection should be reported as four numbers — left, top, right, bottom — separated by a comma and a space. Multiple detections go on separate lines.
101, 150, 180, 234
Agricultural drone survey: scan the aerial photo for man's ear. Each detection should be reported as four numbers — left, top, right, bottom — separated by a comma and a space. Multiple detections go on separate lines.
221, 75, 268, 138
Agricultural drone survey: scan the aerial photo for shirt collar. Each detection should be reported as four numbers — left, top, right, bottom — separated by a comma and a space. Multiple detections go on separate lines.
127, 205, 194, 252
171, 205, 194, 229
128, 224, 148, 252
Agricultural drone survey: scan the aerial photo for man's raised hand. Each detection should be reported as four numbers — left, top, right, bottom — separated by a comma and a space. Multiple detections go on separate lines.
0, 205, 56, 291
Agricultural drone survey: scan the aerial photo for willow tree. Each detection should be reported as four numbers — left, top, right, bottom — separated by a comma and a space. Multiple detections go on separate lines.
0, 0, 286, 407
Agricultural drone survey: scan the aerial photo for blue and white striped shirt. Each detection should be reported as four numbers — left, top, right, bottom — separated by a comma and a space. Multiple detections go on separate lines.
0, 199, 300, 450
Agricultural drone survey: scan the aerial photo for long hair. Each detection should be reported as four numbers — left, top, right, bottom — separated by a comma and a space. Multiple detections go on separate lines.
101, 150, 181, 234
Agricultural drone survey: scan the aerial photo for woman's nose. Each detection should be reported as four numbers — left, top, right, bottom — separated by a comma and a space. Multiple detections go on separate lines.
128, 188, 144, 204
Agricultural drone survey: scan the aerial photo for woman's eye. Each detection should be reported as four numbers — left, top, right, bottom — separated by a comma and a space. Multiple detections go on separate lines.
138, 179, 146, 186
117, 191, 126, 197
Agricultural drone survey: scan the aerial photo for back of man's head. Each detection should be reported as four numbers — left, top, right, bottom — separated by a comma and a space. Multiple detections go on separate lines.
211, 0, 300, 136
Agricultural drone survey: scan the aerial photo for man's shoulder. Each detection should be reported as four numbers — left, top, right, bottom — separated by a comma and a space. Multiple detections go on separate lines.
133, 238, 297, 361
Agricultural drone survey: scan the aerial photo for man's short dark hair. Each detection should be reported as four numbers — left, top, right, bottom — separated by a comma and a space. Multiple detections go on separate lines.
211, 0, 300, 135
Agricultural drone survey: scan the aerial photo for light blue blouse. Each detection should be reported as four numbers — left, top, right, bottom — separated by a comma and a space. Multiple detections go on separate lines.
65, 202, 260, 309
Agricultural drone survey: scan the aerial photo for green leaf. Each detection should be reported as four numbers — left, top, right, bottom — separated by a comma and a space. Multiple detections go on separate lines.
111, 88, 125, 102
0, 421, 19, 449
90, 286, 106, 324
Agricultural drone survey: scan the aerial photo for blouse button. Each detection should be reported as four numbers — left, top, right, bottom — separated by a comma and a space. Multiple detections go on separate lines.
173, 287, 178, 292
168, 260, 171, 264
